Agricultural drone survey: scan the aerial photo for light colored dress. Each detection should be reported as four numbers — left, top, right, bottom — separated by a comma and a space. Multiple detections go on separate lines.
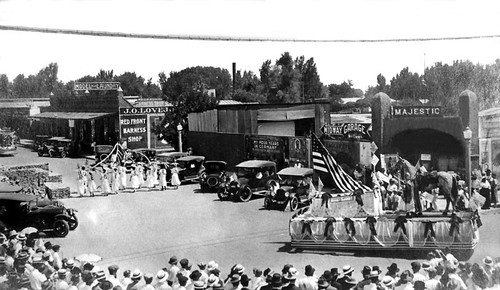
88, 170, 97, 194
159, 168, 167, 189
112, 170, 120, 192
146, 168, 155, 189
171, 167, 181, 187
102, 170, 112, 194
119, 166, 127, 189
130, 170, 141, 190
77, 169, 87, 195
152, 165, 159, 186
138, 164, 145, 186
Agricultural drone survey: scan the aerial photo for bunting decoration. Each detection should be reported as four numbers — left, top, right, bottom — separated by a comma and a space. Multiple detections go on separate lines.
344, 218, 356, 237
301, 220, 313, 236
365, 216, 377, 236
449, 215, 464, 236
324, 217, 336, 237
394, 216, 408, 235
423, 221, 436, 238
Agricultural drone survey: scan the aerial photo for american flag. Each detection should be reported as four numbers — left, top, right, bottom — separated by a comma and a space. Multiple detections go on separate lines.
312, 134, 371, 193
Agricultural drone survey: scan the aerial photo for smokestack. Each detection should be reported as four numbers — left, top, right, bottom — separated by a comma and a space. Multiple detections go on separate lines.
232, 62, 236, 96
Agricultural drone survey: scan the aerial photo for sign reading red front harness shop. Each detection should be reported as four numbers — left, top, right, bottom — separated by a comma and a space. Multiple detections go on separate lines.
120, 114, 148, 149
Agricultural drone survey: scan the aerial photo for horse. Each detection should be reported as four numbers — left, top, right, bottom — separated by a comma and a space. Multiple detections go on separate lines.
419, 171, 459, 215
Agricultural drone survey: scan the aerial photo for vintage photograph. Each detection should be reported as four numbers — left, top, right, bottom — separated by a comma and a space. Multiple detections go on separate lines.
0, 0, 500, 289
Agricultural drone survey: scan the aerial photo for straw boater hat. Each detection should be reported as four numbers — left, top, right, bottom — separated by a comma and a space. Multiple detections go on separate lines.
382, 276, 395, 287
368, 271, 380, 278
131, 269, 143, 280
284, 268, 299, 281
484, 256, 494, 267
156, 270, 168, 283
194, 280, 207, 290
207, 274, 220, 287
342, 265, 354, 276
207, 261, 219, 272
234, 264, 245, 274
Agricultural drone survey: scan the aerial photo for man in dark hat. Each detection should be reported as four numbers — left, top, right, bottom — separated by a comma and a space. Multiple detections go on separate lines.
329, 268, 342, 290
187, 270, 203, 290
180, 258, 192, 280
411, 262, 427, 282
271, 273, 283, 290
241, 274, 251, 290
356, 266, 372, 290
297, 265, 317, 290
224, 274, 241, 290
107, 264, 121, 288
166, 256, 180, 286
385, 264, 399, 279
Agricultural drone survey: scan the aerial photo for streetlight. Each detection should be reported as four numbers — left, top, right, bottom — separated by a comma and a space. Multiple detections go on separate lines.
177, 123, 183, 153
463, 127, 473, 196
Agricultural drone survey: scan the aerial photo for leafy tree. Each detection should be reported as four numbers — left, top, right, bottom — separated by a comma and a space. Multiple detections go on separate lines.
115, 72, 145, 96
0, 74, 10, 98
389, 67, 425, 102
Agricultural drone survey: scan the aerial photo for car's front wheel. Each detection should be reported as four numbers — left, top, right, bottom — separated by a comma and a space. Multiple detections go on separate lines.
206, 176, 219, 188
217, 187, 230, 201
238, 187, 253, 202
53, 220, 70, 237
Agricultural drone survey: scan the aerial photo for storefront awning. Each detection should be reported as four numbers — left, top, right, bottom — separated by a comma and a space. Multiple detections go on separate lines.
32, 112, 115, 120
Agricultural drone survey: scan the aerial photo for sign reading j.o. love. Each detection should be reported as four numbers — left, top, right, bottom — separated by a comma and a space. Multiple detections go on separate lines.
391, 106, 442, 118
321, 123, 371, 140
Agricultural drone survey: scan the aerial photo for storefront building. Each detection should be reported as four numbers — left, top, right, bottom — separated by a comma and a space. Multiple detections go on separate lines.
479, 106, 500, 177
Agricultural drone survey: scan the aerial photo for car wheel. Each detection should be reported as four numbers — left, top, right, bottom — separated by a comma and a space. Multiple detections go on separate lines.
217, 187, 230, 201
68, 215, 78, 230
48, 150, 54, 158
207, 176, 219, 187
264, 196, 273, 209
61, 151, 67, 158
290, 196, 299, 211
238, 187, 253, 202
53, 220, 70, 237
38, 150, 43, 156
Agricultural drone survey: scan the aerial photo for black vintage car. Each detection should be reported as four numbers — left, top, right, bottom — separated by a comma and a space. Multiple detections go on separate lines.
176, 155, 205, 183
199, 161, 227, 191
0, 183, 78, 237
264, 167, 314, 211
217, 160, 277, 202
38, 137, 74, 158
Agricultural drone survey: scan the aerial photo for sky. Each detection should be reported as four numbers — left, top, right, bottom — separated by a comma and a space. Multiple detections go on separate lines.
1, 0, 500, 91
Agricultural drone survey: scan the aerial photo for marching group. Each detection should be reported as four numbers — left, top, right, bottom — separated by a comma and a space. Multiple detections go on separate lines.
1, 230, 500, 290
76, 161, 182, 197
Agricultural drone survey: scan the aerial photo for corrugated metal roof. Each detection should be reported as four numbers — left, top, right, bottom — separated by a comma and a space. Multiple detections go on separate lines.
32, 112, 115, 120
134, 98, 172, 107
218, 100, 244, 106
0, 99, 50, 109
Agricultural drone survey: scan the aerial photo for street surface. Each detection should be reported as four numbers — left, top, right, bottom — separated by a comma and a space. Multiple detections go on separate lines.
2, 147, 500, 280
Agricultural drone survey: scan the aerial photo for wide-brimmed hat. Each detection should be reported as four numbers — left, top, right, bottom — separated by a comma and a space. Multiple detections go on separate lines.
234, 264, 245, 274
131, 269, 143, 280
207, 274, 220, 287
271, 273, 283, 289
180, 258, 191, 268
284, 268, 299, 280
207, 260, 219, 271
382, 276, 395, 287
156, 270, 168, 283
342, 265, 354, 275
193, 280, 206, 290
484, 256, 494, 266
387, 263, 399, 273
305, 265, 315, 276
230, 274, 241, 283
368, 271, 379, 278
17, 233, 26, 241
318, 279, 330, 288
66, 259, 75, 268
168, 256, 178, 264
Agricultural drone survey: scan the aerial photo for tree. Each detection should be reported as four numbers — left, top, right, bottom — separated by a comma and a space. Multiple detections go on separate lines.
0, 74, 10, 98
389, 67, 425, 102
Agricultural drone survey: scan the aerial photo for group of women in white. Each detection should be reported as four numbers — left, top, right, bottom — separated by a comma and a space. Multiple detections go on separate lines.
76, 161, 181, 196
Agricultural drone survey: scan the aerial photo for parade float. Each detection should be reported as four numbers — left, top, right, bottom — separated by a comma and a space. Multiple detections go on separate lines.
289, 135, 481, 259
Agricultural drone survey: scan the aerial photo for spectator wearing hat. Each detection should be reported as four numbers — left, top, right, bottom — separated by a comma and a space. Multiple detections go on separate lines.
194, 280, 208, 290
52, 245, 62, 270
187, 271, 203, 290
411, 262, 427, 282
198, 263, 209, 285
177, 275, 190, 290
141, 273, 155, 290
483, 256, 494, 277
224, 274, 242, 290
382, 276, 395, 290
29, 256, 48, 290
156, 269, 172, 290
338, 266, 355, 290
362, 271, 381, 290
328, 269, 341, 290
66, 273, 81, 290
283, 268, 300, 290
385, 264, 399, 280
107, 265, 122, 289
180, 259, 192, 284
252, 268, 266, 290
54, 268, 69, 290
320, 272, 337, 290
240, 274, 251, 290
270, 273, 284, 290
394, 270, 413, 290
356, 266, 373, 290
318, 278, 330, 290
128, 269, 144, 290
298, 265, 318, 290
167, 256, 180, 286
342, 276, 357, 290
207, 261, 219, 276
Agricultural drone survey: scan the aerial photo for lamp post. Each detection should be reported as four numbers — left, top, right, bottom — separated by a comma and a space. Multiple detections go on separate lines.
463, 127, 472, 195
177, 123, 183, 153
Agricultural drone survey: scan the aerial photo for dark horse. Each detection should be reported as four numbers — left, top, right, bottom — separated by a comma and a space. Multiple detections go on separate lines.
419, 171, 459, 215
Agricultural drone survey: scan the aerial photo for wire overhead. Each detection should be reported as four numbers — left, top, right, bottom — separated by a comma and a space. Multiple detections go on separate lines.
1, 25, 500, 43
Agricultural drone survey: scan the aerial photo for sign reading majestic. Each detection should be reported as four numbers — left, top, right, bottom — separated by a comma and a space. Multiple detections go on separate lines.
119, 107, 168, 115
391, 106, 441, 118
74, 82, 121, 91
321, 123, 371, 140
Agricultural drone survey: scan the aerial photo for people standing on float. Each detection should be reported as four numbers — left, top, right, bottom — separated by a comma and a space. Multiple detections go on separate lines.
102, 166, 112, 195
88, 167, 98, 197
112, 167, 120, 194
119, 164, 127, 190
159, 164, 168, 190
130, 166, 141, 193
171, 163, 181, 189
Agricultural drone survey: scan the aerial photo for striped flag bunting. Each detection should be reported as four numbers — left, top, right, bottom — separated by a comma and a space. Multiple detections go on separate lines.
311, 134, 371, 193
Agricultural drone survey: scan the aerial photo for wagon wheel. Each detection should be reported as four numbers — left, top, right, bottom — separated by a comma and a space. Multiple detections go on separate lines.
289, 196, 299, 211
238, 187, 253, 202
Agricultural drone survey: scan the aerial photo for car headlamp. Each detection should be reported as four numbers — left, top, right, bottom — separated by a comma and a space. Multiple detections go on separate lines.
285, 192, 290, 197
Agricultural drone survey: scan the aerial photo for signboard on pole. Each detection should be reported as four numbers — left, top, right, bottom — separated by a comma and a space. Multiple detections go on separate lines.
120, 114, 148, 149
74, 82, 121, 91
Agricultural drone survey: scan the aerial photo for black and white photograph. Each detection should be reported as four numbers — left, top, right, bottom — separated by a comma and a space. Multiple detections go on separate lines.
1, 0, 500, 289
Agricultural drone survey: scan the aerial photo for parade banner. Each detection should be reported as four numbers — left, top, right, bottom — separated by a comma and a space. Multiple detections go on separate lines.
120, 114, 148, 149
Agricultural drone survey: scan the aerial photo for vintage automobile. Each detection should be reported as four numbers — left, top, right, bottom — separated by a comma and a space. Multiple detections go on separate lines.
94, 145, 114, 162
217, 160, 277, 202
156, 151, 189, 165
0, 129, 17, 156
0, 183, 78, 237
199, 161, 227, 191
264, 167, 314, 211
134, 148, 174, 162
176, 155, 205, 183
38, 137, 74, 158
33, 135, 52, 151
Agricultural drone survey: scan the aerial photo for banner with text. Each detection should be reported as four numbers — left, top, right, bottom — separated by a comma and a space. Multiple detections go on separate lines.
120, 114, 148, 149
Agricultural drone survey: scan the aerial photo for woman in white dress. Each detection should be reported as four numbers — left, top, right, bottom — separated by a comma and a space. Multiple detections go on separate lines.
159, 164, 168, 190
112, 167, 120, 194
146, 166, 156, 190
119, 165, 127, 190
77, 166, 87, 197
170, 163, 181, 189
137, 163, 145, 188
152, 162, 160, 187
88, 168, 98, 197
102, 166, 112, 195
129, 166, 141, 193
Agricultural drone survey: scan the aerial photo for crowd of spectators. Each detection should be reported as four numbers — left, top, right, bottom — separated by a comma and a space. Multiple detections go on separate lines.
1, 230, 500, 290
